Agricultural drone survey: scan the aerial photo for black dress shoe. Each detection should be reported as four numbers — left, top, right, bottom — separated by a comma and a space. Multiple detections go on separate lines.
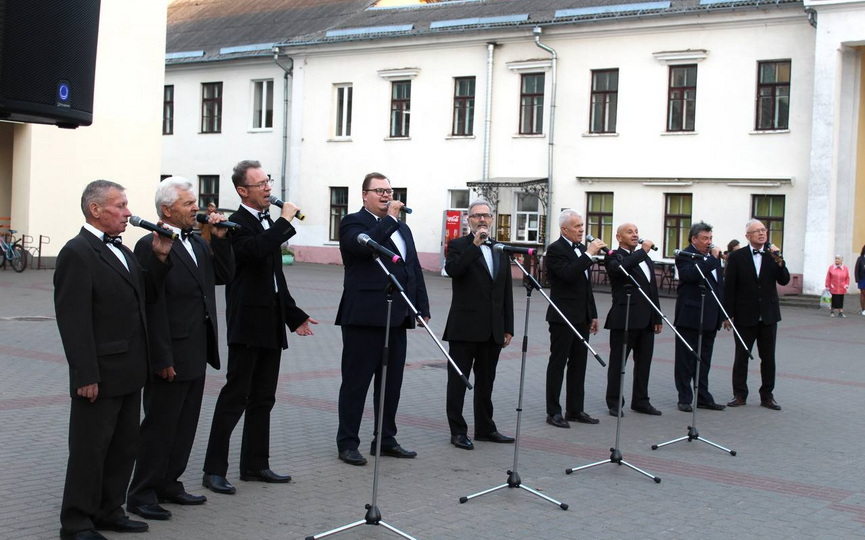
760, 399, 782, 410
677, 403, 693, 412
338, 449, 368, 466
93, 516, 149, 533
609, 408, 624, 417
567, 411, 600, 425
726, 395, 747, 407
450, 434, 474, 450
631, 404, 662, 415
546, 413, 570, 428
697, 402, 726, 411
159, 492, 207, 505
128, 504, 171, 521
370, 444, 417, 458
474, 431, 514, 443
60, 529, 108, 540
202, 473, 236, 495
240, 468, 291, 483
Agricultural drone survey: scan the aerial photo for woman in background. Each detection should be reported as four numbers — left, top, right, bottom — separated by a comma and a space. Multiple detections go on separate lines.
825, 255, 850, 318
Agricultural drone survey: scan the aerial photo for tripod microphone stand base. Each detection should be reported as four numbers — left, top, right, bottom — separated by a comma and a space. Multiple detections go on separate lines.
566, 447, 661, 483
459, 469, 569, 510
651, 426, 736, 456
304, 503, 417, 540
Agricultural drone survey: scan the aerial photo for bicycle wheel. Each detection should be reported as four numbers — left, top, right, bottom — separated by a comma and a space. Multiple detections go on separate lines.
10, 243, 27, 272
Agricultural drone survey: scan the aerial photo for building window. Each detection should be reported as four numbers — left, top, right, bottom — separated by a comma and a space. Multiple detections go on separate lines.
390, 81, 411, 138
752, 195, 785, 251
252, 79, 274, 129
392, 187, 407, 208
335, 84, 353, 137
449, 189, 469, 209
201, 82, 223, 133
667, 65, 697, 132
590, 69, 618, 134
452, 77, 475, 136
198, 175, 219, 208
519, 73, 544, 135
496, 214, 511, 242
163, 85, 174, 135
586, 192, 614, 244
515, 192, 540, 242
756, 60, 791, 131
664, 194, 692, 258
329, 187, 348, 241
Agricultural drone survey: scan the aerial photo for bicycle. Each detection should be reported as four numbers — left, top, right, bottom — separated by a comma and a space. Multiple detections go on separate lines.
0, 229, 28, 272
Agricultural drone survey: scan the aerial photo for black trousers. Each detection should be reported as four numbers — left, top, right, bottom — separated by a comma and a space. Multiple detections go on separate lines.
606, 327, 655, 410
336, 325, 407, 452
546, 321, 590, 416
732, 322, 777, 401
446, 339, 502, 437
203, 344, 281, 476
674, 327, 717, 405
60, 391, 140, 535
127, 374, 205, 507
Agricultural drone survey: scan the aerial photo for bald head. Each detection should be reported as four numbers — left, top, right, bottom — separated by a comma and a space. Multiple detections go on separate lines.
616, 223, 639, 250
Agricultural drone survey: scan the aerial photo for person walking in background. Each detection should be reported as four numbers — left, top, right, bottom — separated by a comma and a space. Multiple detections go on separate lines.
855, 245, 865, 316
825, 255, 850, 318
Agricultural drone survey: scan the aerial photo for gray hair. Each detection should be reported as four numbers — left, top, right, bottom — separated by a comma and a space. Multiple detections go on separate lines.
80, 179, 125, 218
689, 221, 713, 241
468, 197, 494, 215
745, 218, 763, 231
155, 176, 194, 219
558, 209, 582, 227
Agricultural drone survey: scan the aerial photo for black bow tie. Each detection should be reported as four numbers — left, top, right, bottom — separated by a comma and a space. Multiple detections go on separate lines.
181, 228, 193, 241
574, 243, 585, 251
259, 211, 270, 222
103, 235, 122, 246
753, 249, 762, 255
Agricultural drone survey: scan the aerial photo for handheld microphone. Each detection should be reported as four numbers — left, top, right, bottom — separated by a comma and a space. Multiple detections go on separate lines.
638, 238, 659, 251
674, 249, 707, 260
386, 201, 413, 214
195, 213, 241, 230
357, 233, 401, 263
765, 242, 783, 259
479, 231, 489, 241
585, 234, 610, 255
493, 243, 536, 256
129, 216, 178, 241
268, 195, 306, 221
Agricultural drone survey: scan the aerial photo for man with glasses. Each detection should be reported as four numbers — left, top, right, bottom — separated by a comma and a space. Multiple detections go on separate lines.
335, 172, 430, 466
723, 219, 789, 411
202, 160, 318, 494
443, 198, 514, 450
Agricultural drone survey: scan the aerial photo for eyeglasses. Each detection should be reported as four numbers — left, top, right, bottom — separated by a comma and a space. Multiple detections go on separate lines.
469, 213, 493, 220
243, 178, 274, 190
364, 188, 394, 196
746, 228, 767, 234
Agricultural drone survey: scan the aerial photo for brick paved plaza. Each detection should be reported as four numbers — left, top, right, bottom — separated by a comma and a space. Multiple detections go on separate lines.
1, 262, 864, 539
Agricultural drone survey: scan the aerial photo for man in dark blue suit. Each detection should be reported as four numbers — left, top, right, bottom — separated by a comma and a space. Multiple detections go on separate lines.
335, 172, 430, 466
673, 221, 727, 412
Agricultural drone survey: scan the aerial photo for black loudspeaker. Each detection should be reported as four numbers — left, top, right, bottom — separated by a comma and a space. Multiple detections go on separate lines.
0, 0, 101, 129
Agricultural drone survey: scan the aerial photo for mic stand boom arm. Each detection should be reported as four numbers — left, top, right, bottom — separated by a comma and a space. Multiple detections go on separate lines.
372, 257, 472, 390
689, 261, 754, 361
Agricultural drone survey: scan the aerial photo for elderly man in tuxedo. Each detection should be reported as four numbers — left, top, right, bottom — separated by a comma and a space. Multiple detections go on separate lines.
723, 219, 790, 410
126, 178, 234, 520
604, 223, 663, 417
55, 180, 173, 540
673, 221, 727, 412
335, 172, 430, 466
543, 209, 606, 428
443, 198, 514, 450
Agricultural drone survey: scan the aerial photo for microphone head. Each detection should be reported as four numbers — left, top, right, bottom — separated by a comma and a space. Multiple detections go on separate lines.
268, 195, 284, 208
585, 234, 595, 242
195, 214, 209, 225
357, 233, 371, 245
129, 216, 143, 227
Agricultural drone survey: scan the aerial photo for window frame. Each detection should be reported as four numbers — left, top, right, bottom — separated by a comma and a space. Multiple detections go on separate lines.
389, 80, 411, 138
162, 85, 174, 135
201, 82, 223, 134
586, 192, 614, 243
251, 79, 274, 130
335, 84, 353, 138
751, 194, 785, 251
589, 69, 618, 134
452, 76, 476, 136
514, 192, 541, 243
329, 187, 348, 242
666, 65, 697, 132
663, 193, 693, 258
755, 60, 791, 131
519, 73, 545, 135
198, 175, 219, 208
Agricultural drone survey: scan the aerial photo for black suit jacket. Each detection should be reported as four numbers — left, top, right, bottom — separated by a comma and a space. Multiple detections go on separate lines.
442, 235, 514, 344
544, 236, 597, 326
723, 243, 790, 326
335, 209, 430, 328
604, 247, 661, 330
674, 245, 725, 331
225, 207, 309, 350
135, 232, 234, 380
54, 228, 169, 398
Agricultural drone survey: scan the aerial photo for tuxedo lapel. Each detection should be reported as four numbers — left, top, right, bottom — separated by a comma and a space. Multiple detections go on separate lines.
175, 239, 205, 289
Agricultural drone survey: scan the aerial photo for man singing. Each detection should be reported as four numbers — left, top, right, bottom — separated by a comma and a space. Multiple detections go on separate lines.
443, 198, 514, 450
723, 219, 789, 410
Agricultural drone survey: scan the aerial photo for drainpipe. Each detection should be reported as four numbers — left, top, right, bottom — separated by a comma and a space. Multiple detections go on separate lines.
533, 26, 557, 247
273, 47, 293, 202
482, 43, 496, 184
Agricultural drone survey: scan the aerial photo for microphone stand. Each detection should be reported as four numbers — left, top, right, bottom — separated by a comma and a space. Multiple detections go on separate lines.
651, 265, 736, 456
308, 256, 470, 540
566, 283, 660, 483
460, 255, 569, 510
